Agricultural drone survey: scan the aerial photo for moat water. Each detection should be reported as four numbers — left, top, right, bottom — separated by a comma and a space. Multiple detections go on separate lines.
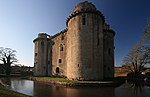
2, 78, 150, 97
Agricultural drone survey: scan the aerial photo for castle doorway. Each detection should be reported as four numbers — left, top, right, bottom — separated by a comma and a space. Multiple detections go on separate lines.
56, 67, 60, 73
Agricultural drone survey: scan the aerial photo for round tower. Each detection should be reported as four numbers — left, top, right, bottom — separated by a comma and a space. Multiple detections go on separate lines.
66, 1, 105, 80
33, 33, 49, 76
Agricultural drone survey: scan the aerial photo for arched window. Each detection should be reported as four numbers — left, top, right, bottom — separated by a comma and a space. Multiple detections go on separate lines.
60, 44, 63, 51
82, 15, 86, 25
56, 67, 60, 73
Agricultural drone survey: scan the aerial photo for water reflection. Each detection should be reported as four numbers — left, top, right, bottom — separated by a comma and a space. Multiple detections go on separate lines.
66, 87, 115, 97
1, 78, 150, 97
10, 78, 33, 96
34, 82, 68, 97
1, 78, 33, 96
127, 80, 145, 97
115, 80, 150, 97
34, 82, 115, 97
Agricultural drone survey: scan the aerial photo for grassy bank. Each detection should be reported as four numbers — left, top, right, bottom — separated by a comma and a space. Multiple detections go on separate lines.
30, 77, 124, 87
0, 84, 33, 97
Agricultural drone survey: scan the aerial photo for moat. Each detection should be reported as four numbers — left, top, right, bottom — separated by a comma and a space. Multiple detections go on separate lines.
2, 78, 150, 97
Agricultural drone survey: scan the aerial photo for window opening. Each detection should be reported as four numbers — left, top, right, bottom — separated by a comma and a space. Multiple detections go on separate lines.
41, 41, 44, 46
35, 53, 37, 56
60, 47, 63, 51
82, 15, 86, 25
56, 67, 60, 73
41, 41, 44, 53
60, 44, 63, 51
108, 48, 111, 55
59, 59, 62, 63
97, 38, 99, 45
61, 34, 64, 40
97, 32, 100, 45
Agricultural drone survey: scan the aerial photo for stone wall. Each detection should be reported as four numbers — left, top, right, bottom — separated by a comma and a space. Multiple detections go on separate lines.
66, 11, 104, 80
103, 29, 115, 79
51, 31, 67, 77
33, 33, 49, 76
33, 1, 115, 80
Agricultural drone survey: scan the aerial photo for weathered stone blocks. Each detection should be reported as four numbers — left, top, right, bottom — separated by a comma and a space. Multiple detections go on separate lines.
33, 1, 115, 80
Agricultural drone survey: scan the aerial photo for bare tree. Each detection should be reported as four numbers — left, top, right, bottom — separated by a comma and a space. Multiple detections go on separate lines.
124, 20, 150, 75
0, 47, 18, 75
123, 44, 150, 74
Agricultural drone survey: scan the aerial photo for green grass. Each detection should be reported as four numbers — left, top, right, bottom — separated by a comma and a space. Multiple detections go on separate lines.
35, 77, 78, 83
0, 85, 33, 97
34, 77, 114, 84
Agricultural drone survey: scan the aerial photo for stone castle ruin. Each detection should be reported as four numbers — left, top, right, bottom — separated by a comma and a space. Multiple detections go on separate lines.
33, 1, 115, 80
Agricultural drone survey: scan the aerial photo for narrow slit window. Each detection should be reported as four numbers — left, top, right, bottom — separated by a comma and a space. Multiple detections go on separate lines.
60, 46, 63, 51
97, 37, 99, 45
41, 41, 44, 52
97, 32, 100, 45
82, 15, 86, 25
61, 34, 64, 40
41, 41, 44, 46
108, 48, 111, 55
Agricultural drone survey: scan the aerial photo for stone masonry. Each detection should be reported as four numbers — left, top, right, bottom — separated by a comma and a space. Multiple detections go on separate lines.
33, 1, 115, 80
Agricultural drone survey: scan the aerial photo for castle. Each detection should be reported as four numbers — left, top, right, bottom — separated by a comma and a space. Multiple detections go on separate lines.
33, 1, 115, 80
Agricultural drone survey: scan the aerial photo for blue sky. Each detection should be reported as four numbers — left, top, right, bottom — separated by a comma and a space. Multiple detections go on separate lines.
0, 0, 150, 67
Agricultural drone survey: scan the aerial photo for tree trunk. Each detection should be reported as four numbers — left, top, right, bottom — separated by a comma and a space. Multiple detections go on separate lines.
5, 63, 11, 76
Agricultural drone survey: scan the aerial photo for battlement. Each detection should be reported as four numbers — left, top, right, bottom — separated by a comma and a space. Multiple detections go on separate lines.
66, 1, 105, 26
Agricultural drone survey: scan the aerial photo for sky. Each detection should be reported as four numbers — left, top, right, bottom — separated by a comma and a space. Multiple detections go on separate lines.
0, 0, 150, 67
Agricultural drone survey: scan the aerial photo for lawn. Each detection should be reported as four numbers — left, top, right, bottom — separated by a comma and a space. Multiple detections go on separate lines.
33, 77, 113, 83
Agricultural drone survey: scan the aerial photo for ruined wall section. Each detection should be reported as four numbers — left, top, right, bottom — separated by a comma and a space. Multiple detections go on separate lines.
51, 30, 67, 77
